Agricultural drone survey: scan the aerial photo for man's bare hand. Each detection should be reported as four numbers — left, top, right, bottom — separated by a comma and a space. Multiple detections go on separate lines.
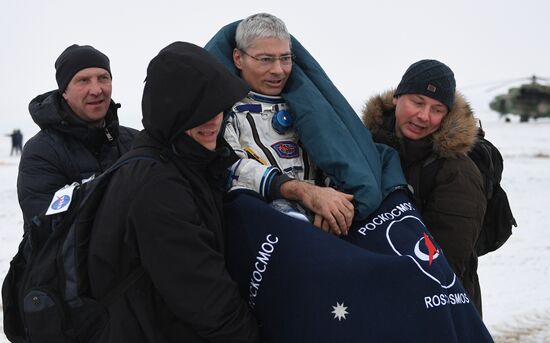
279, 180, 354, 235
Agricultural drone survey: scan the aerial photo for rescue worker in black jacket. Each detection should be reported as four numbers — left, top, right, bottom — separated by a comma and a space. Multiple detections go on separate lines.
17, 44, 137, 230
87, 42, 260, 342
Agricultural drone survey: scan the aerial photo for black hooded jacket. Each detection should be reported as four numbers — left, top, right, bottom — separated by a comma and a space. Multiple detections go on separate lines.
87, 42, 259, 343
17, 90, 137, 229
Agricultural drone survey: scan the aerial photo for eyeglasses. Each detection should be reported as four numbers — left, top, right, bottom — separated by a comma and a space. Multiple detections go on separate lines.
239, 49, 295, 67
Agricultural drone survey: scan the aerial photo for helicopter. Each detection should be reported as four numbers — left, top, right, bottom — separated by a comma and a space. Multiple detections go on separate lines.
489, 75, 550, 122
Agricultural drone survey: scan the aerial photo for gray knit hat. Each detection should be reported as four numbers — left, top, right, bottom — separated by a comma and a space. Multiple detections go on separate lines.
394, 59, 456, 111
55, 44, 111, 92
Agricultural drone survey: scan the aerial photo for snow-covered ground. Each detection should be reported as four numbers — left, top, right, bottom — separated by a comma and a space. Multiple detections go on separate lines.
475, 117, 550, 342
0, 115, 549, 342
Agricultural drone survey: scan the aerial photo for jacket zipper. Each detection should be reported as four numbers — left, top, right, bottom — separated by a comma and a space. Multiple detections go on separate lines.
245, 114, 281, 170
104, 128, 114, 142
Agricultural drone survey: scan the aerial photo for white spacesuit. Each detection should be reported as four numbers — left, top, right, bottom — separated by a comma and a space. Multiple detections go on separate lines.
224, 91, 316, 200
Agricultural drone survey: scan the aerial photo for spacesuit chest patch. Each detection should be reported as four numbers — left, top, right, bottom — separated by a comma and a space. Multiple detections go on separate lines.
271, 141, 300, 159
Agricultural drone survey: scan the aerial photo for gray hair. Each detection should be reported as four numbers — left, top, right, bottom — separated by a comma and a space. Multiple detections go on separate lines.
235, 13, 291, 51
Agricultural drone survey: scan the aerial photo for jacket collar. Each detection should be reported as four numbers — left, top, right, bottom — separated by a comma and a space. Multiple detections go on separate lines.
133, 131, 237, 191
28, 90, 121, 152
362, 89, 479, 158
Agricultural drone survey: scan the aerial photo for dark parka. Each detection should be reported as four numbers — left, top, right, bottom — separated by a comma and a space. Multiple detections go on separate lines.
87, 42, 260, 343
362, 90, 486, 314
17, 90, 137, 228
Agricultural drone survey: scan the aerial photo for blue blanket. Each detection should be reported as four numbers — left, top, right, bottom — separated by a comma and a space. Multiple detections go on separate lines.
224, 190, 493, 342
205, 22, 406, 220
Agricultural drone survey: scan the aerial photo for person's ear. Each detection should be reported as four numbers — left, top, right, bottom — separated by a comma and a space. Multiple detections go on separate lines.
233, 48, 243, 70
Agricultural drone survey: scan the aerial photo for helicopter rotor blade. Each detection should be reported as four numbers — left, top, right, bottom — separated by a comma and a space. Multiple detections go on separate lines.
483, 78, 530, 92
462, 76, 550, 92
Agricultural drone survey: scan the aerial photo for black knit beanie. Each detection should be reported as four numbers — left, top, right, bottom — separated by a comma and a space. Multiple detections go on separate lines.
55, 44, 111, 92
394, 59, 456, 111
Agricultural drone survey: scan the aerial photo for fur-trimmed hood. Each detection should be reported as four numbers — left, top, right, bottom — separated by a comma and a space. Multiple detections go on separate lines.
362, 90, 478, 158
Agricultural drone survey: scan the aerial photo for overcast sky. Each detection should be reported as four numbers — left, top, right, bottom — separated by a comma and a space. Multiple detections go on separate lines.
1, 0, 548, 135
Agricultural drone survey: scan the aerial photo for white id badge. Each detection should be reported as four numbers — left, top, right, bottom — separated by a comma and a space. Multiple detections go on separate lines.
45, 183, 78, 215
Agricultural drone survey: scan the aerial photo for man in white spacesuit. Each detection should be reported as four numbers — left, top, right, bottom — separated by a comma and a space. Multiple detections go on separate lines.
224, 13, 354, 236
